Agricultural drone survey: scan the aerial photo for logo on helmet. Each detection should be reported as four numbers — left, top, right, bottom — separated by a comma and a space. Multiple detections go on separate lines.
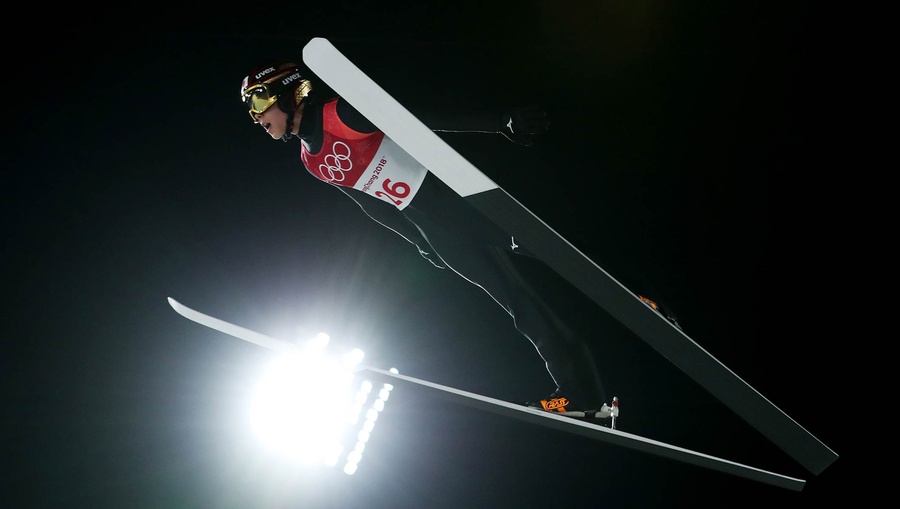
254, 66, 277, 80
282, 72, 302, 86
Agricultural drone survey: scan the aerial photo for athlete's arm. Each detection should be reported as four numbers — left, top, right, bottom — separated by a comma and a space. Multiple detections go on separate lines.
335, 99, 379, 133
413, 102, 549, 146
335, 97, 547, 146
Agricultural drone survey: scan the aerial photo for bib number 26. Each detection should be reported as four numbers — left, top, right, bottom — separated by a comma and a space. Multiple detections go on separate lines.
376, 178, 410, 206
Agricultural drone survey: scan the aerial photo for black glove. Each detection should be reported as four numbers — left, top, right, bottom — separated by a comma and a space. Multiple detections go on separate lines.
417, 244, 446, 269
499, 104, 549, 146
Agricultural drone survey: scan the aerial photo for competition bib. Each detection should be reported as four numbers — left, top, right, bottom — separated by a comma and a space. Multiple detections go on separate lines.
302, 102, 427, 210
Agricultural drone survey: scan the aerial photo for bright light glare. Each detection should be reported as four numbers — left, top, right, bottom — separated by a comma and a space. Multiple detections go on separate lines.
250, 337, 356, 465
343, 348, 365, 367
249, 335, 396, 475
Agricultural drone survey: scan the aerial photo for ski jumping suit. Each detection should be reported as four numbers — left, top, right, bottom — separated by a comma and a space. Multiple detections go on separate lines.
296, 93, 606, 407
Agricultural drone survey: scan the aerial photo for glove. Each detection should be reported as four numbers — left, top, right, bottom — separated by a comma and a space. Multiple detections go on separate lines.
499, 104, 549, 146
417, 244, 446, 269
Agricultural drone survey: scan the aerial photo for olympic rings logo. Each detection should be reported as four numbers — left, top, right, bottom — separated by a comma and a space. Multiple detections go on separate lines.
318, 141, 352, 182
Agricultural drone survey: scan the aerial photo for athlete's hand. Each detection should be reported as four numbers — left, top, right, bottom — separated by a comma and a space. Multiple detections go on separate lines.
500, 104, 549, 146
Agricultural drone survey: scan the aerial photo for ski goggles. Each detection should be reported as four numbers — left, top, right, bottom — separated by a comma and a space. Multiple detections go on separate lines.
243, 84, 280, 121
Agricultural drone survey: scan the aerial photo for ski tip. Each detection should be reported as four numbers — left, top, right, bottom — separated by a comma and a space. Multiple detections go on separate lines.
303, 37, 332, 54
167, 297, 181, 311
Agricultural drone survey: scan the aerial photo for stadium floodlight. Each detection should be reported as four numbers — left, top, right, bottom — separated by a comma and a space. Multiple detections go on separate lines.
248, 333, 394, 474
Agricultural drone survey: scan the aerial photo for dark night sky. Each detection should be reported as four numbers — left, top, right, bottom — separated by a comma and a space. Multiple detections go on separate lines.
5, 3, 853, 508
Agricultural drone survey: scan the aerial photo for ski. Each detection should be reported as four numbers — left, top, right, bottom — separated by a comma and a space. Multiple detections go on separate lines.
300, 37, 837, 476
167, 297, 805, 491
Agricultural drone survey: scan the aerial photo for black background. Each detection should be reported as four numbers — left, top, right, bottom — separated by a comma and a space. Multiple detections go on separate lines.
5, 3, 852, 508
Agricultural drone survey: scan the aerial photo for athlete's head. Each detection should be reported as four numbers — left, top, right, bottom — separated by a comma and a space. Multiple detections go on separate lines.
240, 60, 313, 140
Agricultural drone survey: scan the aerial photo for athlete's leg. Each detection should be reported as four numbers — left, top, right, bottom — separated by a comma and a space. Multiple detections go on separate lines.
403, 177, 606, 407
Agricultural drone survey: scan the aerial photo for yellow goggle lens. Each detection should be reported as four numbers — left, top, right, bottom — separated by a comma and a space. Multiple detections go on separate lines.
244, 85, 278, 120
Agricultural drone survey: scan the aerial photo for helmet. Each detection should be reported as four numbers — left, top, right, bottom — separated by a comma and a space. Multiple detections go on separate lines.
240, 60, 313, 122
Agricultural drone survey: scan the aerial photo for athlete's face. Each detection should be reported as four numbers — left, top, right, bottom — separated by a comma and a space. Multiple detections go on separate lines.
254, 106, 290, 140
254, 105, 305, 141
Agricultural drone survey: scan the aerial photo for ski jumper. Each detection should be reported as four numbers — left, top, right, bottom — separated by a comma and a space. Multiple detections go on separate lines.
298, 93, 607, 407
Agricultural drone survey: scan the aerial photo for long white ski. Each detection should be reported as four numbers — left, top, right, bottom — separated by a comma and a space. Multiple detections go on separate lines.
167, 297, 805, 491
300, 37, 837, 476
